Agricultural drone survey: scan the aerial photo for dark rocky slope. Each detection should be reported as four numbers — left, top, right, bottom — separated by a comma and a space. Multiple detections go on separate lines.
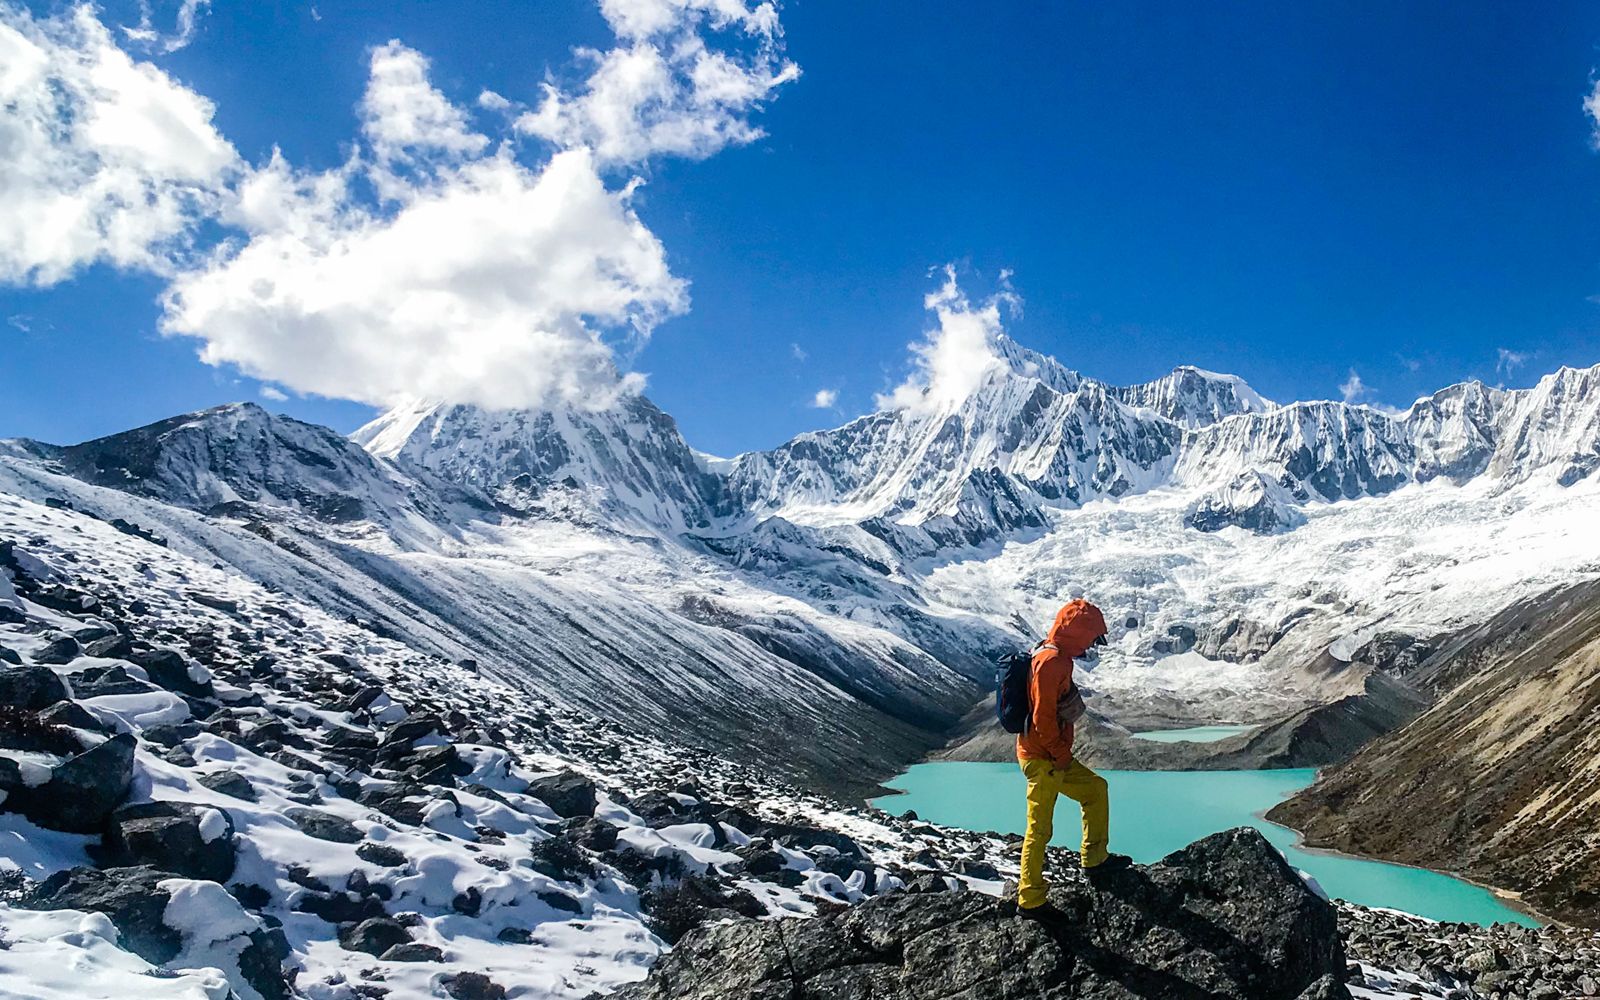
614, 827, 1350, 1000
1270, 579, 1600, 927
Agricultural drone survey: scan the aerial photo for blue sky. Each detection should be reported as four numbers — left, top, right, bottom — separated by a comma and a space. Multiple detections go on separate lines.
5, 1, 1600, 456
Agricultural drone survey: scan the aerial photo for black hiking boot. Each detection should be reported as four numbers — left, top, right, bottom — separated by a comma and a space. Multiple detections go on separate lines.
1015, 901, 1067, 923
1084, 853, 1133, 882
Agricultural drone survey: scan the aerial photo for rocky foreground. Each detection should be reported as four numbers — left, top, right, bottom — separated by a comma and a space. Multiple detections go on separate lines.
0, 488, 1596, 999
619, 827, 1348, 1000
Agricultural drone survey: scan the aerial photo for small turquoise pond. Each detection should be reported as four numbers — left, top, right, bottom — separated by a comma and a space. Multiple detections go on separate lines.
873, 762, 1538, 928
1131, 724, 1256, 743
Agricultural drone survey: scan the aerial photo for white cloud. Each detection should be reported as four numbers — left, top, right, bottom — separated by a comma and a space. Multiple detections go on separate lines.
811, 388, 837, 408
1339, 369, 1371, 404
258, 385, 288, 401
1586, 78, 1600, 148
478, 89, 512, 111
362, 41, 487, 168
597, 0, 781, 41
121, 0, 210, 54
877, 266, 1019, 413
3, 1, 798, 412
517, 0, 797, 165
790, 342, 807, 362
0, 4, 237, 285
1495, 347, 1529, 380
163, 143, 686, 409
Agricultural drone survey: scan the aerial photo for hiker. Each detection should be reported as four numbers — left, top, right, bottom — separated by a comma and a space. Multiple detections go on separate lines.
1015, 597, 1130, 916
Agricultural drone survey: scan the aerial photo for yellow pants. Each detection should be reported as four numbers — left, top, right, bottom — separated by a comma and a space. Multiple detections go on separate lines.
1017, 756, 1109, 909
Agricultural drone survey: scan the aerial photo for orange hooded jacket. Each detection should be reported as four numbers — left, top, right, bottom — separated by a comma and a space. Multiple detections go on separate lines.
1017, 599, 1108, 766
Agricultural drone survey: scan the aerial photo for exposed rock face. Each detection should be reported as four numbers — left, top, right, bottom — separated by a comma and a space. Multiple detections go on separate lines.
615, 828, 1347, 1000
6, 731, 135, 833
54, 401, 415, 525
1270, 578, 1600, 926
99, 800, 236, 882
528, 770, 597, 819
24, 866, 184, 963
0, 664, 71, 710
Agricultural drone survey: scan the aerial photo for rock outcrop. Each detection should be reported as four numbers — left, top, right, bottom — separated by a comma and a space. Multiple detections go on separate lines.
615, 828, 1348, 1000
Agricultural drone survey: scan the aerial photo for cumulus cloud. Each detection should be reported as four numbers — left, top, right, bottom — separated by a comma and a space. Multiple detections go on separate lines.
0, 4, 237, 285
877, 266, 1019, 413
163, 141, 685, 409
159, 37, 688, 409
258, 385, 288, 401
518, 0, 797, 164
2, 0, 797, 411
361, 42, 487, 168
810, 388, 837, 408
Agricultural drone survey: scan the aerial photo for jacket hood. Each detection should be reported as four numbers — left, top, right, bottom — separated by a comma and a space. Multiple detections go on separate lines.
1048, 599, 1108, 658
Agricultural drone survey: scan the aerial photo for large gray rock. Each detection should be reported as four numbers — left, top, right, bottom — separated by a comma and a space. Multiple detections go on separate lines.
24, 866, 182, 963
100, 800, 236, 882
528, 770, 597, 819
339, 915, 412, 956
8, 732, 135, 832
24, 864, 290, 998
286, 807, 363, 843
31, 636, 81, 666
0, 665, 70, 710
614, 828, 1348, 1000
128, 648, 213, 698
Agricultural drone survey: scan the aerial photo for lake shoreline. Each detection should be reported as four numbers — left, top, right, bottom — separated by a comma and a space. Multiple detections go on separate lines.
1254, 804, 1556, 928
871, 760, 1543, 928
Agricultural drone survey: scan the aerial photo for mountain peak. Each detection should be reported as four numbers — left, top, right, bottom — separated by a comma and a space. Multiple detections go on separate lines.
990, 333, 1083, 395
354, 395, 730, 532
1111, 365, 1275, 429
48, 399, 413, 523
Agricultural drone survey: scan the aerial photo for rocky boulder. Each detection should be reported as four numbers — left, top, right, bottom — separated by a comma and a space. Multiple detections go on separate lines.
528, 769, 597, 818
30, 635, 81, 666
287, 807, 363, 843
6, 731, 135, 832
613, 827, 1347, 1000
0, 665, 71, 710
98, 800, 237, 882
25, 866, 290, 998
128, 648, 214, 698
339, 915, 412, 956
24, 866, 183, 963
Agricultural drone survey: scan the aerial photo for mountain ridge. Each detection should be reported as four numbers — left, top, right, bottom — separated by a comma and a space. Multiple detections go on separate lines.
4, 339, 1600, 799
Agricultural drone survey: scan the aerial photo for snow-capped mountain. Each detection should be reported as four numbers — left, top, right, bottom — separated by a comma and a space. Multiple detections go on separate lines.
4, 336, 1600, 786
354, 396, 732, 534
42, 403, 427, 524
1110, 364, 1275, 428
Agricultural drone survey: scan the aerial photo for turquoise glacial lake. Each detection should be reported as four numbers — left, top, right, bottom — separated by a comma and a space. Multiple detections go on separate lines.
873, 761, 1538, 928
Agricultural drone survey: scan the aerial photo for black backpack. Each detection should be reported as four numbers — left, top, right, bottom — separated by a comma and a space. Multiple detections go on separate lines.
995, 650, 1034, 733
996, 644, 1087, 734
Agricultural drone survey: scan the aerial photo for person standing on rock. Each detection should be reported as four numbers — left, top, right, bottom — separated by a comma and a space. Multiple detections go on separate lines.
1016, 597, 1131, 917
